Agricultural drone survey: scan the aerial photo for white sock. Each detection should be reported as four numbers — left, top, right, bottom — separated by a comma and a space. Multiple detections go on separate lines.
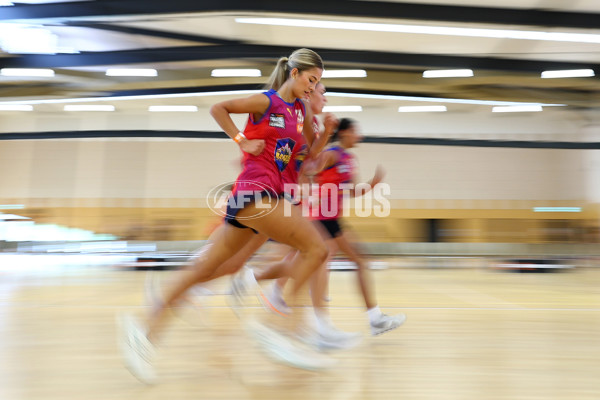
367, 306, 382, 324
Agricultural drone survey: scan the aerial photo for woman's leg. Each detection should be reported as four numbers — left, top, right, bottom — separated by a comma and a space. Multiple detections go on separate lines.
146, 222, 256, 342
333, 230, 406, 335
238, 199, 329, 297
333, 232, 377, 309
310, 239, 337, 314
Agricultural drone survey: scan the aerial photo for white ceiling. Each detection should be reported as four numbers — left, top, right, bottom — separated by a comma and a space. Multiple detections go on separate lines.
1, 1, 599, 121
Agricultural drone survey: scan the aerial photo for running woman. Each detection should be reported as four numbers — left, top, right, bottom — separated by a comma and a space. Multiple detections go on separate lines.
119, 48, 333, 383
302, 118, 407, 336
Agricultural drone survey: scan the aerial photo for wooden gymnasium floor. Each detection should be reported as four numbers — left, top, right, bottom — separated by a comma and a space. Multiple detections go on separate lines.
0, 255, 599, 400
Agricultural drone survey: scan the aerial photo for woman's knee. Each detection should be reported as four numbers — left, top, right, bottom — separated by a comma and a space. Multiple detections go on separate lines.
310, 239, 329, 264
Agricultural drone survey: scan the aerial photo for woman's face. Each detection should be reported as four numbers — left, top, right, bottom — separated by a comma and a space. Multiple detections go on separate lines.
291, 67, 322, 100
341, 123, 363, 148
309, 83, 327, 114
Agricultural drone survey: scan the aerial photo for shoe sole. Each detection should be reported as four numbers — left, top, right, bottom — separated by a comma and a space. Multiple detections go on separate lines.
116, 313, 157, 385
245, 320, 336, 371
371, 314, 407, 336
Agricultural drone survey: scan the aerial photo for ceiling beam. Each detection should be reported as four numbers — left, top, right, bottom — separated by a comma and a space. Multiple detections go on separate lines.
1, 44, 598, 74
1, 0, 599, 30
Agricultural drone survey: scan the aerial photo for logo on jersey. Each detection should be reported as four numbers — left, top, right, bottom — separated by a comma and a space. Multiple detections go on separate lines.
269, 113, 285, 129
337, 163, 352, 174
294, 144, 308, 171
296, 109, 304, 134
274, 138, 296, 172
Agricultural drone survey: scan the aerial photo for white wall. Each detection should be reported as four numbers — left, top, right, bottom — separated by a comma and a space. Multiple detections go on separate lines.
0, 138, 586, 205
0, 103, 594, 206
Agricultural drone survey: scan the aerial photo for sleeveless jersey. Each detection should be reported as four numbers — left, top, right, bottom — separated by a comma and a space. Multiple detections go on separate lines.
281, 114, 319, 185
232, 89, 306, 196
312, 145, 355, 220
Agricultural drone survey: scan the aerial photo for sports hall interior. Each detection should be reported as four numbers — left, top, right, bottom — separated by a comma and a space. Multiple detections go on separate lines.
0, 1, 599, 399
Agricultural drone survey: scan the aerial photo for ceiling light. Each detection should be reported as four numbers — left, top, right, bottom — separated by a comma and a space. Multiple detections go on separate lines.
0, 90, 263, 105
0, 1, 14, 6
64, 105, 115, 111
541, 69, 595, 79
492, 105, 543, 113
0, 105, 33, 111
533, 207, 581, 212
0, 90, 565, 108
398, 106, 447, 112
0, 24, 61, 54
236, 17, 600, 44
326, 92, 563, 107
322, 70, 367, 78
1, 68, 55, 77
105, 69, 157, 77
0, 204, 24, 209
423, 69, 473, 78
322, 105, 362, 112
148, 106, 198, 112
211, 69, 261, 77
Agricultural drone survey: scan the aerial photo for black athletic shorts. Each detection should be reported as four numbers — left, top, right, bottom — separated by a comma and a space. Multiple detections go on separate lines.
316, 218, 343, 239
224, 190, 285, 233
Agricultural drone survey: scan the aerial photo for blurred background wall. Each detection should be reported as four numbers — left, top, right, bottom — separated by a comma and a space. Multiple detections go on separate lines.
0, 106, 597, 245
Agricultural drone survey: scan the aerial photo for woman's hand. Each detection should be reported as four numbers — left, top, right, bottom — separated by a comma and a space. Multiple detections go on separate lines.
371, 165, 385, 187
322, 113, 339, 137
239, 138, 265, 156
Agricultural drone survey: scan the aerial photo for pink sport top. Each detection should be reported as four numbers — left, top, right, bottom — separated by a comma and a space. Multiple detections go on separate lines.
312, 145, 355, 220
232, 89, 306, 196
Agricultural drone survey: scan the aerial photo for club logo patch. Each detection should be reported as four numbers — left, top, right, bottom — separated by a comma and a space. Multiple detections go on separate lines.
269, 113, 285, 129
274, 138, 296, 172
294, 144, 307, 171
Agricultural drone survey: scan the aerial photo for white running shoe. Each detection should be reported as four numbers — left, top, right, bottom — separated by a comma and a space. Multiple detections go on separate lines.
228, 265, 260, 314
117, 313, 157, 384
310, 324, 362, 351
244, 319, 336, 371
370, 313, 407, 336
258, 282, 292, 316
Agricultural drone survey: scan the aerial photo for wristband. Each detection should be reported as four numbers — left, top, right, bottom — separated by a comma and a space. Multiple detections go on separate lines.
233, 132, 246, 144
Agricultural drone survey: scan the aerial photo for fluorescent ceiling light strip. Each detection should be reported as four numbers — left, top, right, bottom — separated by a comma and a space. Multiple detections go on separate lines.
322, 69, 367, 78
106, 68, 157, 77
0, 204, 25, 209
398, 105, 447, 112
0, 90, 262, 105
211, 69, 261, 77
541, 69, 595, 79
322, 105, 363, 112
326, 92, 563, 107
64, 105, 115, 111
148, 105, 198, 112
0, 1, 14, 6
492, 105, 543, 113
423, 69, 473, 78
533, 207, 581, 212
235, 17, 600, 44
0, 105, 33, 111
0, 90, 565, 108
0, 68, 55, 77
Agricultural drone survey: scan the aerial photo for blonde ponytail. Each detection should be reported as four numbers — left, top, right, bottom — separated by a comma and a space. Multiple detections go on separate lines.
265, 56, 290, 91
265, 48, 324, 90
